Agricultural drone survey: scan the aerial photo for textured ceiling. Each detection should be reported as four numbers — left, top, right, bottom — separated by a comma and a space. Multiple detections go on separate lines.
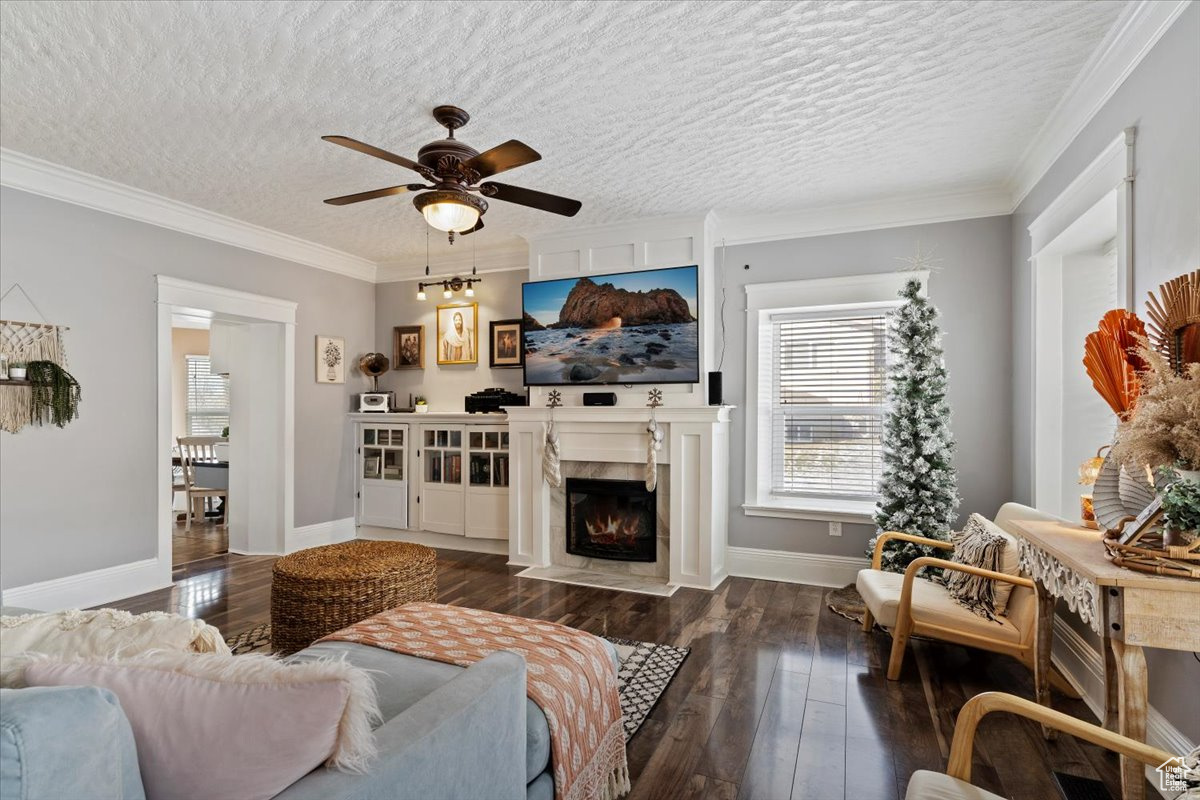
0, 0, 1125, 264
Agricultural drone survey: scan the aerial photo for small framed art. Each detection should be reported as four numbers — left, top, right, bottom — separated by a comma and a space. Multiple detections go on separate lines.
393, 325, 425, 369
316, 335, 345, 384
489, 319, 523, 368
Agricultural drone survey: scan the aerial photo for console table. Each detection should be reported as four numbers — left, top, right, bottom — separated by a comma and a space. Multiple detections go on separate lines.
1008, 518, 1200, 800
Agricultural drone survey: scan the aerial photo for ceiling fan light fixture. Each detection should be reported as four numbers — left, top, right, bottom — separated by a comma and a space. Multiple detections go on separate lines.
413, 190, 486, 233
442, 282, 452, 299
416, 288, 427, 301
465, 280, 475, 298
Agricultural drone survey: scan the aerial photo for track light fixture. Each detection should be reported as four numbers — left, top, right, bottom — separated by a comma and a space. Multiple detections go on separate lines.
416, 275, 483, 301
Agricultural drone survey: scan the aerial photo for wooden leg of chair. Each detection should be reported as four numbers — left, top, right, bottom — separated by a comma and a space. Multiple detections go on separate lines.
861, 607, 874, 632
185, 494, 194, 531
886, 621, 910, 680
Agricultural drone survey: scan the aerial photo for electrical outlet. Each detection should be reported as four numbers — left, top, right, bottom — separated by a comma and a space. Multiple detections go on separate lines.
829, 521, 842, 537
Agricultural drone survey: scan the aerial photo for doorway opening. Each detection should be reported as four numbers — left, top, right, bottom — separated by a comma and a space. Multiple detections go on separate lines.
156, 277, 296, 582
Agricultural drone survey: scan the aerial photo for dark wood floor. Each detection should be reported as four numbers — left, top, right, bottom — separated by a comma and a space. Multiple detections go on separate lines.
106, 550, 1134, 800
172, 517, 228, 568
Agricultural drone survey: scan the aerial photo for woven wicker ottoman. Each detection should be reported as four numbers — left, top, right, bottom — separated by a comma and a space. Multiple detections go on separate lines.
270, 540, 437, 654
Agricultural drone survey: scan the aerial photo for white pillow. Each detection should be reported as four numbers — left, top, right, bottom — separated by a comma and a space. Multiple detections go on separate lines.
1, 608, 228, 687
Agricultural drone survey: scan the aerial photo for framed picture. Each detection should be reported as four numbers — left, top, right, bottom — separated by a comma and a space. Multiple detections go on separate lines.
436, 303, 478, 365
316, 335, 345, 384
393, 325, 425, 369
490, 319, 523, 368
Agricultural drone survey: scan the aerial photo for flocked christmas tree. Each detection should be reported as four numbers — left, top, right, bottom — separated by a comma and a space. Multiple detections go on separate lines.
867, 278, 961, 572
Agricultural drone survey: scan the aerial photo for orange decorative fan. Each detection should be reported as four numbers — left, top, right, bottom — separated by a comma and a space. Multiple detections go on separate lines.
1083, 309, 1146, 419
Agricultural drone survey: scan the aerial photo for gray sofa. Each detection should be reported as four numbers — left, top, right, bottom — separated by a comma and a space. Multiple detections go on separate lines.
0, 630, 618, 800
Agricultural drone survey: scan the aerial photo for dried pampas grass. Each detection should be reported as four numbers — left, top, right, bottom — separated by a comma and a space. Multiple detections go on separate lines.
1108, 336, 1200, 471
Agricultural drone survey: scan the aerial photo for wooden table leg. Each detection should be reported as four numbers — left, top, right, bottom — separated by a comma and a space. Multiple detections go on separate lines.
1033, 581, 1057, 740
1111, 638, 1148, 800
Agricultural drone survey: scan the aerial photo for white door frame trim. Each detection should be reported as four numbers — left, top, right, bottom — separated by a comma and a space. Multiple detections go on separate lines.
156, 276, 297, 586
1027, 129, 1135, 510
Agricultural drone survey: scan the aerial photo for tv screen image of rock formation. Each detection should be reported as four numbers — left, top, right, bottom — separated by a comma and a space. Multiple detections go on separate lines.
521, 265, 700, 386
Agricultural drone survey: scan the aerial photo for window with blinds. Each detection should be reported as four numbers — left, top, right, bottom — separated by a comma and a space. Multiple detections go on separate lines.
186, 355, 229, 436
767, 309, 889, 501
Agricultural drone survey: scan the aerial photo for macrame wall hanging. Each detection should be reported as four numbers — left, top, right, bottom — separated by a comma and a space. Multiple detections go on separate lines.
0, 284, 79, 434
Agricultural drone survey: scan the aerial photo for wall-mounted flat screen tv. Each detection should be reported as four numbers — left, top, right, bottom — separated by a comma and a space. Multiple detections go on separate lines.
522, 265, 700, 386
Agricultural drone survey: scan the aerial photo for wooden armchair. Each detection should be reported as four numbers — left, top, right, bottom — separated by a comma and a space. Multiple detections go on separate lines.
858, 503, 1077, 696
905, 691, 1173, 799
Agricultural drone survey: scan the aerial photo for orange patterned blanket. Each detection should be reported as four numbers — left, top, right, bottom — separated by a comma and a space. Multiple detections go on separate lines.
321, 602, 629, 800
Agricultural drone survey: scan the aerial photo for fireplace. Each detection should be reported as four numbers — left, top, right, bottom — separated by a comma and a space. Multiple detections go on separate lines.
565, 478, 656, 562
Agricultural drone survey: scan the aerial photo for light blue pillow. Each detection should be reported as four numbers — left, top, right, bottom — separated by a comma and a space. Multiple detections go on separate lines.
1, 685, 146, 800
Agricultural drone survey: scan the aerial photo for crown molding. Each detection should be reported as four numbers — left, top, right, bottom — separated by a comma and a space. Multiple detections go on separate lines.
374, 241, 530, 283
0, 148, 378, 283
713, 185, 1011, 247
1006, 0, 1190, 209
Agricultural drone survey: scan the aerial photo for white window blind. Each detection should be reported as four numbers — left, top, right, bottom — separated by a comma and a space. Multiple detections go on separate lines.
768, 309, 889, 501
186, 355, 229, 436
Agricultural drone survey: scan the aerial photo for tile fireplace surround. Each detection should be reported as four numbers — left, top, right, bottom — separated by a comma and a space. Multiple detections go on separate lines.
505, 406, 732, 593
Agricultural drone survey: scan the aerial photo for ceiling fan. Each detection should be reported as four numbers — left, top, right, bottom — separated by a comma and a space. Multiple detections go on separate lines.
322, 105, 582, 242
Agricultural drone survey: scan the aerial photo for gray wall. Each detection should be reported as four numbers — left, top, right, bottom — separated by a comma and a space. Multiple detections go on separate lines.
374, 270, 527, 411
720, 215, 1014, 557
1010, 5, 1199, 744
0, 187, 375, 588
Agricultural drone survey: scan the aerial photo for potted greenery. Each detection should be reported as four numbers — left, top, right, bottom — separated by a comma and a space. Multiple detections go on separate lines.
9, 361, 27, 380
414, 396, 428, 414
1160, 476, 1200, 548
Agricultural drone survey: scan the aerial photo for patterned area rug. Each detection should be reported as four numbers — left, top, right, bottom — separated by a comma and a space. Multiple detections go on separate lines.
224, 623, 687, 741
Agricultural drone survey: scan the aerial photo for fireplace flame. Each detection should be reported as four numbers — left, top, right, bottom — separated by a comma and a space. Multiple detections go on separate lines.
584, 513, 642, 546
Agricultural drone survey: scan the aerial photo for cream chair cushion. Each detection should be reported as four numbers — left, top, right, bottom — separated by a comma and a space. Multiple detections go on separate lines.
856, 569, 1022, 644
905, 770, 1004, 800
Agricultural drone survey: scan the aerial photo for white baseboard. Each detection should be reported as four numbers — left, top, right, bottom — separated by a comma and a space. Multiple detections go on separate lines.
1050, 615, 1195, 797
357, 526, 508, 556
725, 546, 864, 588
286, 517, 356, 553
0, 558, 169, 612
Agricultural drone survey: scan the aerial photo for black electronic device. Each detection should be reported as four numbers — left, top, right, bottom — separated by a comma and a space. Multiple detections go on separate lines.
465, 387, 528, 414
707, 372, 722, 405
583, 392, 617, 406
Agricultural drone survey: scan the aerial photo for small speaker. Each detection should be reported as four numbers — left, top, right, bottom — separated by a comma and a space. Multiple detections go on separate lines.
583, 392, 617, 407
707, 372, 723, 405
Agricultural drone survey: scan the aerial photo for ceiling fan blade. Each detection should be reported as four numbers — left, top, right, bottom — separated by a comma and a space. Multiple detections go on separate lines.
463, 140, 541, 180
323, 184, 426, 206
480, 182, 581, 216
459, 217, 485, 236
322, 135, 426, 175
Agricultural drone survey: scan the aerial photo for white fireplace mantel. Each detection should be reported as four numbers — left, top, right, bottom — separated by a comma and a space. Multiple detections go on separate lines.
505, 405, 733, 590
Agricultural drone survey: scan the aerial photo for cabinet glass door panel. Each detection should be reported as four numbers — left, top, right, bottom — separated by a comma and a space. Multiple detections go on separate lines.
484, 432, 499, 449
364, 429, 377, 446
470, 431, 483, 449
436, 430, 449, 448
500, 432, 509, 449
363, 448, 382, 479
425, 450, 443, 483
493, 454, 509, 487
444, 453, 462, 484
449, 430, 462, 448
425, 429, 436, 447
470, 453, 491, 486
383, 449, 404, 480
